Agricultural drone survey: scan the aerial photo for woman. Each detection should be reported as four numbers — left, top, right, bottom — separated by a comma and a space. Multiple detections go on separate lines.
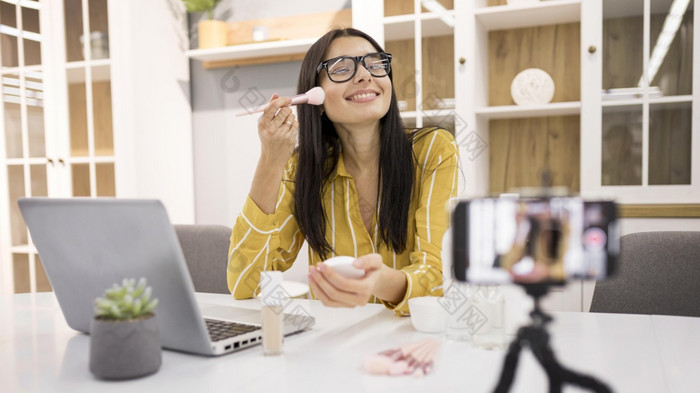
227, 28, 458, 315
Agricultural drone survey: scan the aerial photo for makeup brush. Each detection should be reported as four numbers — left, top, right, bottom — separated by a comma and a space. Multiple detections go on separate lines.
235, 86, 325, 116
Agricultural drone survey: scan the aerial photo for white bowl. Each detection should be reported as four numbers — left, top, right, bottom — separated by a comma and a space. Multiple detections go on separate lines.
408, 296, 446, 333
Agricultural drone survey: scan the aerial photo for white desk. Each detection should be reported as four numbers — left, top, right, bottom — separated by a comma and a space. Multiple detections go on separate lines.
1, 292, 698, 393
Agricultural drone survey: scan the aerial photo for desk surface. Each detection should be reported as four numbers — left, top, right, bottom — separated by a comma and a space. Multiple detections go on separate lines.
1, 292, 699, 393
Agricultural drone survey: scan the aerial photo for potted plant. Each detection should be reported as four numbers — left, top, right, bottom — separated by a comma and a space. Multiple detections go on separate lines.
89, 278, 161, 380
183, 0, 228, 49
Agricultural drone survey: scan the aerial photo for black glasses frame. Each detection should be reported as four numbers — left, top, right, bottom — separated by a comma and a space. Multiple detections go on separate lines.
316, 52, 392, 83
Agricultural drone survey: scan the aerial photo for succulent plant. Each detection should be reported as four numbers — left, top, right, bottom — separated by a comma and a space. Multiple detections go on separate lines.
182, 0, 220, 20
94, 278, 159, 321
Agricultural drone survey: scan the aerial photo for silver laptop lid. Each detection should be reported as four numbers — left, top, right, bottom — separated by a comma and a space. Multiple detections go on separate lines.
19, 198, 214, 355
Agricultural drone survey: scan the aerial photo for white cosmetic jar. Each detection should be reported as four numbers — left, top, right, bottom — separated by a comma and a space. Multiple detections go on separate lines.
408, 296, 446, 333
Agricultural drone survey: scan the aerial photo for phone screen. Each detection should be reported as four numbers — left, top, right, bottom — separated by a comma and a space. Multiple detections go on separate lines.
451, 197, 619, 284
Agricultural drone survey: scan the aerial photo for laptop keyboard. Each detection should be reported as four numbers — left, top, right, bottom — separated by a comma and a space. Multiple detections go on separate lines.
204, 318, 261, 342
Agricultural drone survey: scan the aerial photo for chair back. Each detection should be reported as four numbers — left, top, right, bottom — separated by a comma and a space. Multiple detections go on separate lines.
590, 231, 700, 317
174, 225, 231, 294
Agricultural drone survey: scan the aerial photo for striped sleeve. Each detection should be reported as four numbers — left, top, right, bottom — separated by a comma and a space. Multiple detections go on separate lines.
226, 159, 305, 299
390, 129, 459, 315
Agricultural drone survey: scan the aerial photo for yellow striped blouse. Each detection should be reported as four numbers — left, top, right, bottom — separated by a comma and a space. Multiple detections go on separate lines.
227, 127, 459, 315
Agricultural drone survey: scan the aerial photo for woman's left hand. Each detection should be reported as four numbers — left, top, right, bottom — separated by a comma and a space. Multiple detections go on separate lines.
308, 254, 384, 308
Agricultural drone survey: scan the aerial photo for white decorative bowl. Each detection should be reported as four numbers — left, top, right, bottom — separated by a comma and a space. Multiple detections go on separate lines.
510, 68, 555, 106
408, 296, 446, 333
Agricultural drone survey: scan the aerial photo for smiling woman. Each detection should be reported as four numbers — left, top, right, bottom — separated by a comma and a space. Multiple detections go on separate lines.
226, 28, 459, 316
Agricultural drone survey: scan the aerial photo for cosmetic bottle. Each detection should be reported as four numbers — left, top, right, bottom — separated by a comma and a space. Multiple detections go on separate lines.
471, 284, 506, 350
260, 271, 284, 356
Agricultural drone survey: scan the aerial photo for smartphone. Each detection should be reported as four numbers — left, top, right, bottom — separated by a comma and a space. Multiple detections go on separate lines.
451, 197, 619, 285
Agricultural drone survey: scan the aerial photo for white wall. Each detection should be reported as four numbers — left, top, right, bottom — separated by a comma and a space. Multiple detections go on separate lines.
110, 0, 195, 224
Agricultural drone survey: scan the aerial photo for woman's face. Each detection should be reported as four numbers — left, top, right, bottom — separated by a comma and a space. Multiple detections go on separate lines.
317, 36, 393, 128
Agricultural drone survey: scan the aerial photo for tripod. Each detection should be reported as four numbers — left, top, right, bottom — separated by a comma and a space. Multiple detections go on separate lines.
493, 285, 613, 393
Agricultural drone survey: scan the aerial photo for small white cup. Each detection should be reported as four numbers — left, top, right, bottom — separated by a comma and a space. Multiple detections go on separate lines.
408, 296, 446, 333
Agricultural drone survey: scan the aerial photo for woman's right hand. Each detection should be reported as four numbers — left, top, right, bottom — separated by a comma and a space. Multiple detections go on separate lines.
257, 93, 299, 168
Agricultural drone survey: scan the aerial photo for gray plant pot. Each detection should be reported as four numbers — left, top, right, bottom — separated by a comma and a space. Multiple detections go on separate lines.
89, 314, 162, 380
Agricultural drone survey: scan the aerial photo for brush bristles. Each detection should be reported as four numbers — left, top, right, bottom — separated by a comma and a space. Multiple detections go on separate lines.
305, 86, 325, 105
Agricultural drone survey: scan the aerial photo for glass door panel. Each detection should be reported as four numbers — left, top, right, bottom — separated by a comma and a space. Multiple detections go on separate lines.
421, 30, 454, 132
96, 163, 115, 196
21, 5, 41, 66
385, 0, 413, 17
71, 163, 90, 196
88, 0, 109, 60
67, 68, 88, 157
602, 0, 644, 95
7, 164, 27, 246
29, 163, 47, 196
421, 0, 453, 13
63, 0, 84, 62
3, 73, 22, 159
602, 105, 643, 186
35, 255, 52, 292
385, 37, 416, 112
12, 253, 30, 293
92, 74, 113, 156
0, 1, 19, 68
649, 0, 693, 97
26, 71, 45, 157
649, 101, 692, 185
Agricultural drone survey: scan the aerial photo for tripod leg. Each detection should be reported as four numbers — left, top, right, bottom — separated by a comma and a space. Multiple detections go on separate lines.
534, 344, 565, 393
534, 339, 613, 393
493, 333, 525, 393
554, 365, 613, 393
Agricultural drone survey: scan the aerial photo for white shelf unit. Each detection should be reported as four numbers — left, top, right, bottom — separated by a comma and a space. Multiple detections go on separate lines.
475, 101, 581, 120
579, 0, 699, 204
358, 0, 698, 312
184, 37, 317, 63
384, 11, 455, 40
378, 2, 456, 131
473, 0, 581, 30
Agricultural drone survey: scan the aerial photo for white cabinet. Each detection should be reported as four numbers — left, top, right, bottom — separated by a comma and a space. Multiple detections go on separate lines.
0, 0, 194, 295
581, 0, 698, 204
354, 0, 698, 311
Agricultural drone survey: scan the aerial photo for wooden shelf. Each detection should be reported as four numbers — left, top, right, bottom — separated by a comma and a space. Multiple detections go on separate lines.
476, 101, 581, 119
384, 11, 455, 40
475, 0, 581, 31
185, 37, 317, 69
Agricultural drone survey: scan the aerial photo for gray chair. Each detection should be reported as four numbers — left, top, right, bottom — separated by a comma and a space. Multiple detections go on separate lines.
590, 231, 700, 317
174, 225, 232, 294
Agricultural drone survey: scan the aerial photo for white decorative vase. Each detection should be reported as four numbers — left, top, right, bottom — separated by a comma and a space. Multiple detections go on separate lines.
510, 68, 555, 106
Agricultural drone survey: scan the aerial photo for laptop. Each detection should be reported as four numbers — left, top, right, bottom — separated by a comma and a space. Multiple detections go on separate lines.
18, 197, 314, 356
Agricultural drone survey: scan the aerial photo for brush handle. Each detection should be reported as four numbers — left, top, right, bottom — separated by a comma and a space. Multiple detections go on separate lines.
235, 92, 308, 116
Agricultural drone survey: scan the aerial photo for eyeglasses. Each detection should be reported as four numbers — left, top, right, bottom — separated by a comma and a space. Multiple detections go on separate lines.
316, 52, 392, 83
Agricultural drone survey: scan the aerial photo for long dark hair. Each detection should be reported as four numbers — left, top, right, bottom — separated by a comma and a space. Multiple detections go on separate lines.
295, 28, 415, 259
